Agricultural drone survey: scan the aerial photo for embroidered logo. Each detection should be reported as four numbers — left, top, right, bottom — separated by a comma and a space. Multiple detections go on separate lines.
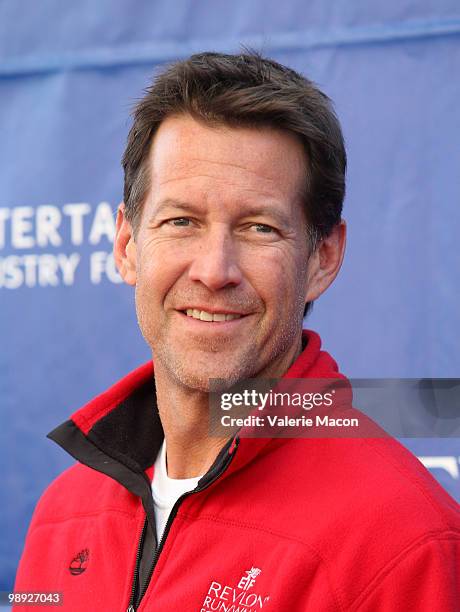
237, 567, 261, 591
69, 548, 89, 575
200, 567, 271, 611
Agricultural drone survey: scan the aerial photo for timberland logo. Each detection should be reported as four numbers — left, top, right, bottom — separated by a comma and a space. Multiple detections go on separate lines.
69, 548, 89, 575
200, 567, 271, 611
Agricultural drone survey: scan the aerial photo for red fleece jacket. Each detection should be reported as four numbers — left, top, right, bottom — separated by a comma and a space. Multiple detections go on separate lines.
14, 330, 460, 611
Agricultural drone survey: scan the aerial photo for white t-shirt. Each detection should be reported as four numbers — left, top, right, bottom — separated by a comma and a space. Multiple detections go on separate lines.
152, 441, 202, 543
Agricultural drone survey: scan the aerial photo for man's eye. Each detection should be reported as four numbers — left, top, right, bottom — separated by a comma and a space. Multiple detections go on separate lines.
168, 218, 190, 227
252, 223, 274, 233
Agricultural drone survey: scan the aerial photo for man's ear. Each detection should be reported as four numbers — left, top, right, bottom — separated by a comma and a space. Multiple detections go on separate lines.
114, 203, 137, 286
305, 220, 346, 303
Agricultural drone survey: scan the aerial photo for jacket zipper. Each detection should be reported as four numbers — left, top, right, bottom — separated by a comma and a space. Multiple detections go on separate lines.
127, 518, 149, 612
126, 437, 239, 612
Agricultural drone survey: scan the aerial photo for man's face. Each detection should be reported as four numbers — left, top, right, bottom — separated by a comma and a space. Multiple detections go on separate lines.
125, 114, 314, 391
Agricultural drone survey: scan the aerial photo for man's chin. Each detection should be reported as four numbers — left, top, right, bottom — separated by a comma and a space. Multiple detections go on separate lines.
152, 342, 259, 392
167, 359, 253, 393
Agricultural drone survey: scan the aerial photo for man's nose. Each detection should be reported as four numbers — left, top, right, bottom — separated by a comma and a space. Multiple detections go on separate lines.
187, 226, 243, 290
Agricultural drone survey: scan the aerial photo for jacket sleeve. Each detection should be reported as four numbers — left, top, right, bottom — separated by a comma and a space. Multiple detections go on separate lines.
12, 515, 48, 611
355, 535, 460, 611
12, 480, 66, 611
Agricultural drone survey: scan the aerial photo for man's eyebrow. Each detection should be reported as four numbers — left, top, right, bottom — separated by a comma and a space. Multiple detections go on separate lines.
148, 199, 200, 221
240, 205, 292, 227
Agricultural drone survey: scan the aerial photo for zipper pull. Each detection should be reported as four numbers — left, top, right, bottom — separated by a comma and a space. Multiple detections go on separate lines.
127, 606, 135, 612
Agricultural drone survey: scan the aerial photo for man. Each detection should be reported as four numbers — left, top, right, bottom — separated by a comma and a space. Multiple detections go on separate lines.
14, 52, 459, 611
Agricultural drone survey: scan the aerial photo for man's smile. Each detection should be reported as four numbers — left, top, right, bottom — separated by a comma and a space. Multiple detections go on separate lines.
185, 308, 243, 321
175, 309, 251, 330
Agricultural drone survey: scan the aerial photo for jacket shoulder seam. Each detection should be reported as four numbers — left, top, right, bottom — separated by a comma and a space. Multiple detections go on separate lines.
351, 530, 460, 610
361, 438, 460, 523
27, 507, 139, 534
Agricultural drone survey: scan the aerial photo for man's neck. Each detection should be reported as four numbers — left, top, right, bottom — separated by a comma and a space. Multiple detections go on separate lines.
153, 365, 229, 479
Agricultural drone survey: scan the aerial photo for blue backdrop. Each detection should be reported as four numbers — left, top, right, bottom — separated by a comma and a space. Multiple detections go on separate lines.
1, 0, 459, 591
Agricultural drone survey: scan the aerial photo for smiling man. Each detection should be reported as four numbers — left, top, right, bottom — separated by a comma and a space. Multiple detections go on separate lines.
14, 52, 460, 611
115, 111, 341, 481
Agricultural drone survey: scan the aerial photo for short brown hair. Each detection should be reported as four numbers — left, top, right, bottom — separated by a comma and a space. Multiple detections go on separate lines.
122, 50, 346, 242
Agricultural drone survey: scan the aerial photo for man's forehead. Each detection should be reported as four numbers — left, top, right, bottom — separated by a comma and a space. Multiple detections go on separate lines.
146, 114, 308, 202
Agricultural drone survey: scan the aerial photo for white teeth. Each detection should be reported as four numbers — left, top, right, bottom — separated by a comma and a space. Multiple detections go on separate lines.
184, 309, 242, 322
